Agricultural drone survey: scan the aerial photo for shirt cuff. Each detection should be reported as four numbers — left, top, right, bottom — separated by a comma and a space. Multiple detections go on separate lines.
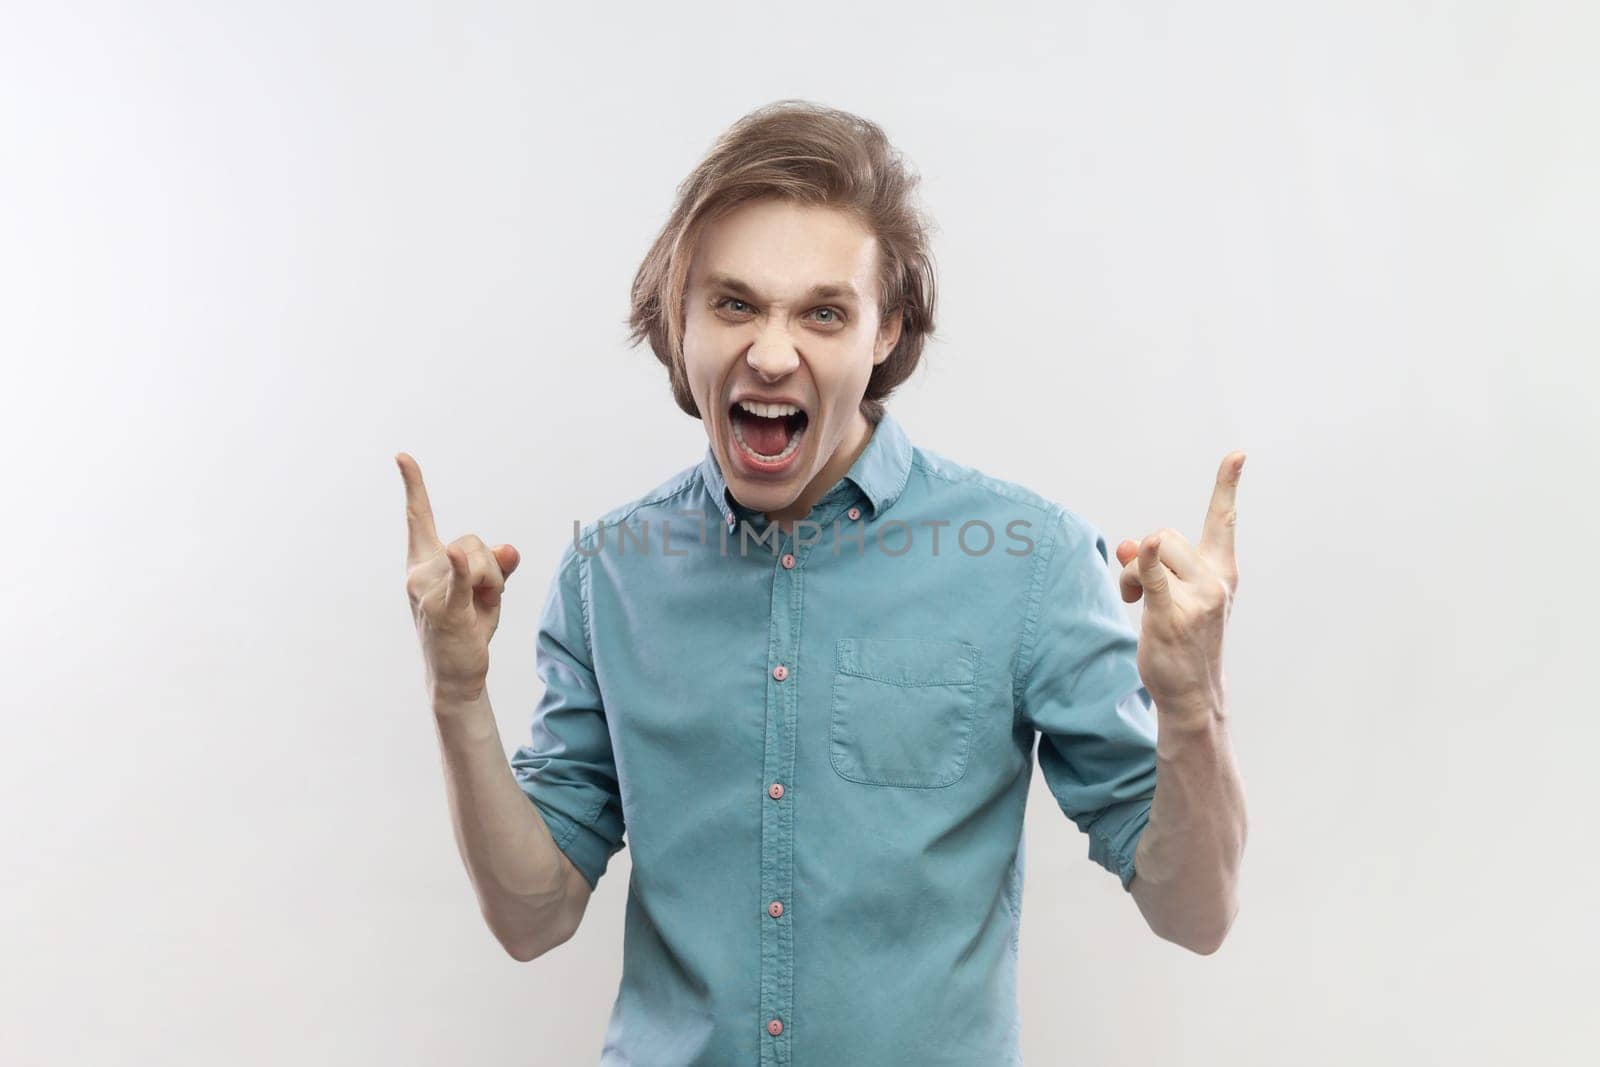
524, 792, 613, 893
1086, 796, 1153, 891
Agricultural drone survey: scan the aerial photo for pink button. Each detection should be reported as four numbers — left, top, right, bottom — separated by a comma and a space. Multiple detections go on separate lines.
772, 664, 788, 681
768, 900, 784, 917
781, 553, 796, 569
768, 783, 784, 799
847, 506, 861, 520
767, 1019, 783, 1036
726, 512, 735, 526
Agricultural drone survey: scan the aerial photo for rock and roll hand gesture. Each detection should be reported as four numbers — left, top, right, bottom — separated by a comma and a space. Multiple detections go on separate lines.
1113, 451, 1246, 728
397, 452, 522, 703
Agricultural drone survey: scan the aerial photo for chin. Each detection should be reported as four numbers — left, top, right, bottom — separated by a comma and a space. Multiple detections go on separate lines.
726, 454, 808, 501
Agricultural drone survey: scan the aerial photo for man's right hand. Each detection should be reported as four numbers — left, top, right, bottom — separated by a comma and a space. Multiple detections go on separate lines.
396, 452, 521, 703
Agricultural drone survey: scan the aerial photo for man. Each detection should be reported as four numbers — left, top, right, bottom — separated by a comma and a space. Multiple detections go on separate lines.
399, 99, 1247, 1065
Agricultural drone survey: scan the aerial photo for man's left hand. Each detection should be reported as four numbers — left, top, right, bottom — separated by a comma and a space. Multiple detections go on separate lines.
1114, 451, 1246, 725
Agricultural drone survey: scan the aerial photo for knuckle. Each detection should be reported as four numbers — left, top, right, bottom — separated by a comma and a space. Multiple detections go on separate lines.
1205, 578, 1231, 614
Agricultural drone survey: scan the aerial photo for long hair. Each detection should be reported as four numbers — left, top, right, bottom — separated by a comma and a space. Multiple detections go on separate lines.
624, 99, 939, 425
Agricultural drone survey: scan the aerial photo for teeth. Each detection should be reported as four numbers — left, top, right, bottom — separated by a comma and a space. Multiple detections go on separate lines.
733, 411, 806, 461
737, 399, 802, 419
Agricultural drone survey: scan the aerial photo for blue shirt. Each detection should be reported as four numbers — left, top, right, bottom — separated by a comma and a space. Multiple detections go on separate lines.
511, 409, 1159, 1066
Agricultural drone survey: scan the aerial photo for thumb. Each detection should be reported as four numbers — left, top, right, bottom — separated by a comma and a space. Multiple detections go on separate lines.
475, 544, 520, 613
493, 543, 520, 581
1115, 539, 1138, 568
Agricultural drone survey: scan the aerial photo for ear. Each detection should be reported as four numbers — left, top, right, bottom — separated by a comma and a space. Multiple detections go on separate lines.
873, 308, 903, 366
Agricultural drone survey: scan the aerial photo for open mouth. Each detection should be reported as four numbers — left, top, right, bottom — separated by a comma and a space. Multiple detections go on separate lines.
728, 401, 810, 466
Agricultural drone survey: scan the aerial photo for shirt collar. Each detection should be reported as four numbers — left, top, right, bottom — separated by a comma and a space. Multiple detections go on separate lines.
699, 408, 914, 531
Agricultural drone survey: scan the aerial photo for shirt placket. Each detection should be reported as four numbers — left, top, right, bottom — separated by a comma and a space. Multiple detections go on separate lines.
757, 494, 859, 1066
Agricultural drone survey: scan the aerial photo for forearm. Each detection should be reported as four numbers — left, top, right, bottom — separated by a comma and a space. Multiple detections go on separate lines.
1128, 700, 1247, 954
433, 687, 573, 960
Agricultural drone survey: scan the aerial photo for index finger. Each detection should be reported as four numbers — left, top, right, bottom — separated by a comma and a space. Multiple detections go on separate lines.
1198, 450, 1245, 566
395, 452, 442, 564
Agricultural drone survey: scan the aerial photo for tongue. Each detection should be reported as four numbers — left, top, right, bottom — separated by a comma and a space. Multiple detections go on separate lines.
738, 412, 792, 456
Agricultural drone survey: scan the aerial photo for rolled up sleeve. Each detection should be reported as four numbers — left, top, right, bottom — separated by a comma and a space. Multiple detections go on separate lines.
509, 541, 627, 891
1015, 506, 1158, 890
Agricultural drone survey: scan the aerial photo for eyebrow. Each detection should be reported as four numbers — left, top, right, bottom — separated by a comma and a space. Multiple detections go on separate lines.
703, 272, 861, 305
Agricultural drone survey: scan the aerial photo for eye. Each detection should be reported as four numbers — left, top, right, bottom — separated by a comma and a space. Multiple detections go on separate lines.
713, 297, 844, 325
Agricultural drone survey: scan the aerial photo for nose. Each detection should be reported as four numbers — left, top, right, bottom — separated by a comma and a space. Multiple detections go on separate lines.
746, 332, 800, 382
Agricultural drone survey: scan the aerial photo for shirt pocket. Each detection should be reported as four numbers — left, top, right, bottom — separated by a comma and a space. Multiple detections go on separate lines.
828, 636, 982, 789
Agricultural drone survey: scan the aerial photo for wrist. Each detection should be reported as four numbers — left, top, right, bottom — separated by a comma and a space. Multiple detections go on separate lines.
1152, 689, 1227, 732
431, 681, 489, 717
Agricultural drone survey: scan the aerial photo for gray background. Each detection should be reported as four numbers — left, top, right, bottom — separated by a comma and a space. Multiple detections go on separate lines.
3, 1, 1595, 1063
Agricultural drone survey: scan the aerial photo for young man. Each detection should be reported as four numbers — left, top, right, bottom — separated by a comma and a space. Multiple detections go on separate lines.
399, 100, 1247, 1065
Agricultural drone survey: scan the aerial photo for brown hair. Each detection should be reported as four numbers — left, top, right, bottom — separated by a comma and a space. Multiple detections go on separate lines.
624, 99, 939, 426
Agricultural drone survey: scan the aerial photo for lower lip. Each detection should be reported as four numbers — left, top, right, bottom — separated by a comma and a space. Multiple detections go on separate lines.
730, 414, 809, 476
